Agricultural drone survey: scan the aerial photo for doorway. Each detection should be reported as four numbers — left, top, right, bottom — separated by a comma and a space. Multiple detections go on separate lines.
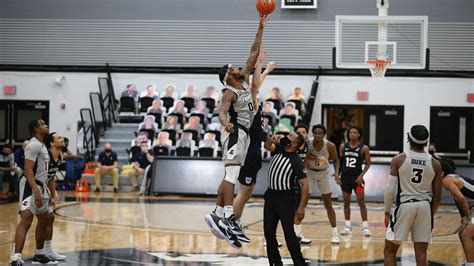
0, 100, 49, 147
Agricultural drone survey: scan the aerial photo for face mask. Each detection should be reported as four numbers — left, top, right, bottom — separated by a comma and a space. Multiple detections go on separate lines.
428, 150, 435, 155
280, 136, 292, 147
104, 149, 112, 153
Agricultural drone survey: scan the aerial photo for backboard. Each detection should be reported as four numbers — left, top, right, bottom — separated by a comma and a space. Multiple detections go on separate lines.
335, 16, 428, 69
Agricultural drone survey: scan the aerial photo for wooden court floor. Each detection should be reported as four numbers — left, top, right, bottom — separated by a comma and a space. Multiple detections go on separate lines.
0, 191, 466, 265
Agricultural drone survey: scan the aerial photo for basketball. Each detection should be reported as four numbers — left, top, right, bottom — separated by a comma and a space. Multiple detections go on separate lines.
256, 0, 276, 15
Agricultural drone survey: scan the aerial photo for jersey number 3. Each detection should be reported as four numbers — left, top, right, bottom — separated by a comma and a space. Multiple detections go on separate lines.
411, 168, 424, 184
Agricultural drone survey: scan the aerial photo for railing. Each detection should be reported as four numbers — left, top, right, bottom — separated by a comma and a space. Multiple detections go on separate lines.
89, 92, 107, 139
98, 77, 115, 127
80, 108, 97, 161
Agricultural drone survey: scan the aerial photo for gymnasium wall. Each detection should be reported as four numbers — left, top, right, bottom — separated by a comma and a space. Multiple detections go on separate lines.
312, 76, 474, 151
0, 0, 473, 70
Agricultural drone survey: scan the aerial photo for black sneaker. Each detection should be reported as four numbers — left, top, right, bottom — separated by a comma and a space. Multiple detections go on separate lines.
94, 187, 100, 193
204, 212, 225, 239
223, 215, 250, 243
32, 254, 57, 264
218, 218, 242, 249
113, 188, 119, 193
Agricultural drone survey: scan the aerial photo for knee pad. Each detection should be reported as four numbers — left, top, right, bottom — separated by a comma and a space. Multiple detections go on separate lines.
224, 165, 241, 184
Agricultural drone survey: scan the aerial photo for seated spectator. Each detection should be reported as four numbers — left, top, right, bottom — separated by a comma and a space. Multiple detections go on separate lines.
265, 87, 284, 112
191, 100, 210, 117
162, 84, 179, 100
184, 116, 203, 132
138, 115, 159, 139
140, 84, 159, 99
263, 101, 278, 125
280, 102, 299, 118
199, 133, 219, 157
94, 143, 119, 193
147, 99, 166, 114
202, 86, 220, 102
288, 86, 305, 101
131, 132, 152, 149
168, 100, 188, 124
180, 84, 198, 99
14, 140, 29, 178
163, 115, 181, 131
153, 131, 172, 152
121, 84, 138, 99
207, 116, 221, 131
0, 145, 16, 195
176, 132, 196, 155
128, 142, 154, 192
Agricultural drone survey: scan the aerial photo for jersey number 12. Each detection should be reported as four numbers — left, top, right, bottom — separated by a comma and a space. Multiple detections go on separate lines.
345, 157, 356, 168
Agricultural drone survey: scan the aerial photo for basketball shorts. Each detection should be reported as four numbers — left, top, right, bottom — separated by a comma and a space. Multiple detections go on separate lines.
306, 168, 332, 195
340, 174, 365, 194
221, 126, 250, 165
18, 176, 51, 215
238, 143, 262, 186
386, 200, 432, 243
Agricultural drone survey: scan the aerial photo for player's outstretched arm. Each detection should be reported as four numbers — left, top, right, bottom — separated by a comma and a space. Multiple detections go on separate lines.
241, 15, 267, 83
219, 90, 237, 133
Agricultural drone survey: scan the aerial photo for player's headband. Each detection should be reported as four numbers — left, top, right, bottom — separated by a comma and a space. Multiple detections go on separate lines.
408, 131, 429, 144
222, 64, 232, 85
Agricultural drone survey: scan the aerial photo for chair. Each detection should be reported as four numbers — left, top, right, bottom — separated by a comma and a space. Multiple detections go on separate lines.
147, 112, 162, 128
161, 97, 175, 112
183, 129, 199, 142
280, 115, 297, 127
201, 98, 216, 113
263, 114, 277, 129
176, 147, 192, 157
199, 147, 214, 157
153, 145, 170, 156
287, 99, 305, 114
161, 129, 177, 145
139, 128, 156, 140
139, 97, 154, 113
206, 130, 221, 146
119, 96, 135, 113
181, 97, 196, 112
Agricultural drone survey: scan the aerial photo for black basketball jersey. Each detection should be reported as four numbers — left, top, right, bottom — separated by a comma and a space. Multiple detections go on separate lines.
340, 143, 364, 176
297, 141, 309, 161
458, 174, 474, 200
47, 150, 64, 181
249, 107, 264, 145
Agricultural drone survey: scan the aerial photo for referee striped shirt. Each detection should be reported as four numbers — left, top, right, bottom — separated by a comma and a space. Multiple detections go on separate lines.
268, 144, 307, 190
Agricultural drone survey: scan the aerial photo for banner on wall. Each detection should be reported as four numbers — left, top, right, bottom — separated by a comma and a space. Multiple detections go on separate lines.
281, 0, 317, 9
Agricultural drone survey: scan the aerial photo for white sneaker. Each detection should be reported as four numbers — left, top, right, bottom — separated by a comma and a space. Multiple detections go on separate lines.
341, 226, 352, 235
363, 227, 372, 237
297, 234, 312, 245
9, 253, 24, 266
46, 250, 67, 261
331, 232, 340, 244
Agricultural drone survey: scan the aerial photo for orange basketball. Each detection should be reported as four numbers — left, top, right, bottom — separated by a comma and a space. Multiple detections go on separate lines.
256, 0, 276, 15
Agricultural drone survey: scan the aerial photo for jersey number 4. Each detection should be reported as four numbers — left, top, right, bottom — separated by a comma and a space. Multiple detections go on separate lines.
345, 157, 356, 168
411, 168, 424, 184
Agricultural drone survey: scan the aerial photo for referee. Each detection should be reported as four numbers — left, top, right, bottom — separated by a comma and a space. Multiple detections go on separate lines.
263, 132, 309, 266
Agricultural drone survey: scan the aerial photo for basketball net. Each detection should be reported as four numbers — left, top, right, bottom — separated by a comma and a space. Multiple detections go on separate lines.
367, 59, 391, 78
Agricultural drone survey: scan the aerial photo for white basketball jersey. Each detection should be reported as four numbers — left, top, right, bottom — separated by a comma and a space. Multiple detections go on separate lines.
222, 81, 254, 130
307, 139, 330, 171
397, 150, 435, 203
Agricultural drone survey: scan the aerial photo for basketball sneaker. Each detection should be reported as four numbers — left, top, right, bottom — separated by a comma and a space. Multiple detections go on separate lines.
45, 249, 67, 261
362, 227, 372, 237
341, 226, 352, 235
221, 215, 250, 243
331, 232, 340, 244
204, 212, 225, 239
297, 234, 312, 245
32, 254, 57, 264
9, 253, 24, 266
218, 217, 242, 249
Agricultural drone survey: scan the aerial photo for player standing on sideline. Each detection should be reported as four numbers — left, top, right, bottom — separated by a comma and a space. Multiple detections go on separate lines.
43, 132, 67, 261
339, 126, 372, 236
10, 119, 56, 265
293, 124, 312, 244
305, 124, 341, 244
439, 158, 474, 264
384, 125, 442, 266
232, 47, 276, 226
204, 15, 267, 249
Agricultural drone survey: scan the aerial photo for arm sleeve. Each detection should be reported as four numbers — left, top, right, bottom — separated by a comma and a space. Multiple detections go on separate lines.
24, 142, 41, 161
384, 174, 399, 212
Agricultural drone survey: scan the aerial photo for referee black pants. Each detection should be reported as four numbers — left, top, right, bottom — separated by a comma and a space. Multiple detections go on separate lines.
264, 189, 306, 266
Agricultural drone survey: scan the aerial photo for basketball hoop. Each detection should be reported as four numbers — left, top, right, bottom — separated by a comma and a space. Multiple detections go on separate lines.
367, 59, 391, 78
